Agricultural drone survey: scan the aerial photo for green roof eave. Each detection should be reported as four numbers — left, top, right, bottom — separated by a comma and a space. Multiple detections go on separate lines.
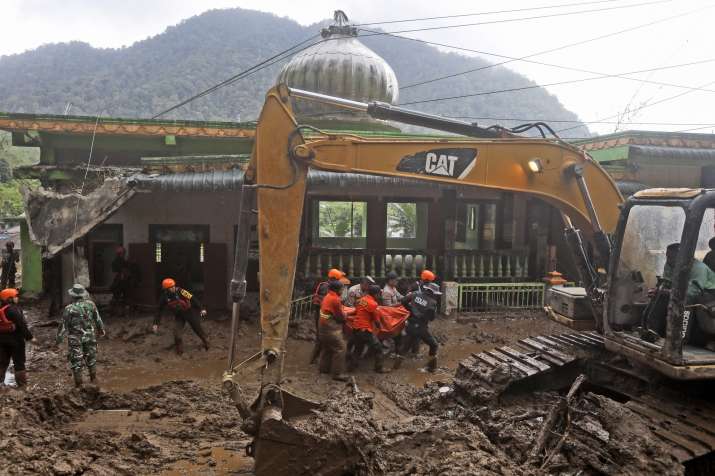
0, 111, 257, 130
587, 145, 630, 163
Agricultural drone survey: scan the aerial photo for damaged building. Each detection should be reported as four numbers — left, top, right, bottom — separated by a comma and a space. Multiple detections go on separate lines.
6, 15, 715, 312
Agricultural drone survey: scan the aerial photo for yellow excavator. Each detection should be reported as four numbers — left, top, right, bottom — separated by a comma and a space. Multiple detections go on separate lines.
223, 84, 715, 473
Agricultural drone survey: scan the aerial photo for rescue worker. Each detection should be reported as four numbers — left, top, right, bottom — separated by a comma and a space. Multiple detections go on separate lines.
319, 279, 350, 381
348, 285, 388, 373
0, 241, 19, 289
382, 271, 403, 306
647, 243, 715, 339
410, 269, 436, 293
0, 289, 35, 388
345, 276, 375, 306
310, 269, 347, 364
400, 282, 441, 372
56, 284, 105, 388
704, 238, 715, 272
661, 243, 715, 299
153, 278, 209, 355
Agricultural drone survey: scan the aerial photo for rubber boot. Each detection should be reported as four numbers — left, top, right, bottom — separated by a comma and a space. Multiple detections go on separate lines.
346, 352, 358, 372
332, 373, 349, 382
309, 342, 321, 364
175, 339, 184, 356
392, 355, 404, 370
14, 371, 27, 388
427, 356, 438, 373
89, 367, 98, 384
73, 371, 84, 388
201, 336, 210, 351
374, 352, 390, 374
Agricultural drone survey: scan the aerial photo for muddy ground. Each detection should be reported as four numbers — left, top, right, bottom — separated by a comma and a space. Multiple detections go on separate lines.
0, 305, 686, 475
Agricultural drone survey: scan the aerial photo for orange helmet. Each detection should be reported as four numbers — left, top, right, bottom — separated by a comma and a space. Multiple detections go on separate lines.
0, 288, 19, 301
162, 278, 176, 289
420, 270, 436, 282
328, 268, 345, 280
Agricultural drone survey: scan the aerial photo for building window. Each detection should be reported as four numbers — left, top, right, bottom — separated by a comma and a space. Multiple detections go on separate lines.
386, 202, 428, 249
312, 200, 367, 249
155, 242, 162, 263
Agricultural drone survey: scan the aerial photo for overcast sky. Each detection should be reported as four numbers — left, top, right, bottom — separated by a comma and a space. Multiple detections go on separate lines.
2, 0, 715, 135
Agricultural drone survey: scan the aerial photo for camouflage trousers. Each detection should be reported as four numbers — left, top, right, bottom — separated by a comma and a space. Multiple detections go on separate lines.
67, 336, 98, 372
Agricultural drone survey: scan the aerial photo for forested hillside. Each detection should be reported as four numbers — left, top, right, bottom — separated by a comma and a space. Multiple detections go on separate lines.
0, 8, 588, 136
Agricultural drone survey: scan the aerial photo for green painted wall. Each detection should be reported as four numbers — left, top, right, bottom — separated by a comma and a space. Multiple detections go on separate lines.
20, 220, 42, 295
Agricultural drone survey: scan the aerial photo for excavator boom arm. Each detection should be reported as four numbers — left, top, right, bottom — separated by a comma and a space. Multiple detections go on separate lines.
224, 85, 623, 432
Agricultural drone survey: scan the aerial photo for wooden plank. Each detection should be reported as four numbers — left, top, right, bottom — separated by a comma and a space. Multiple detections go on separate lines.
486, 349, 539, 376
500, 346, 552, 372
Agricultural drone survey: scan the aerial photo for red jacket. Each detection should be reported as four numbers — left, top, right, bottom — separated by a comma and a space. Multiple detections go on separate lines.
352, 295, 379, 332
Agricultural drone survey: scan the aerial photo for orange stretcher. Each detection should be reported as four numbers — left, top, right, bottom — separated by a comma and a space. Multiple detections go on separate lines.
344, 305, 410, 339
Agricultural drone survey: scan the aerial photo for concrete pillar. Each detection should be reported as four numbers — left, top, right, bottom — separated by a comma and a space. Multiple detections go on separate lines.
20, 220, 42, 296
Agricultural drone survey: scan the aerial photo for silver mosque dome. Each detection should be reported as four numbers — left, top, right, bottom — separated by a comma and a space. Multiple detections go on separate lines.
276, 11, 399, 118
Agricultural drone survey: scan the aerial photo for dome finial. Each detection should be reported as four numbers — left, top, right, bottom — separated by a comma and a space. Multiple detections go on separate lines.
321, 10, 357, 38
334, 10, 349, 26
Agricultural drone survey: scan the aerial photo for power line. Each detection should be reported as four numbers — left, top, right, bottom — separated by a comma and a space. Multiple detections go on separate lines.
361, 19, 715, 96
355, 0, 625, 26
557, 78, 715, 133
148, 0, 674, 119
151, 34, 321, 118
388, 5, 708, 90
398, 58, 715, 106
452, 117, 715, 127
358, 0, 669, 37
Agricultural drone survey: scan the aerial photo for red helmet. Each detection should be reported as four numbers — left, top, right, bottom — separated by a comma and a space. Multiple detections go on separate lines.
162, 278, 176, 289
421, 270, 436, 282
0, 288, 19, 301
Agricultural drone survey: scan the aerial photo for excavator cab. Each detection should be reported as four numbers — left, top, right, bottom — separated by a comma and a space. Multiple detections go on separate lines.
605, 188, 715, 379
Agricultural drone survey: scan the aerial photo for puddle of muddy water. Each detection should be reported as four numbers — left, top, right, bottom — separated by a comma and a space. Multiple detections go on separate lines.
99, 313, 566, 398
163, 447, 253, 476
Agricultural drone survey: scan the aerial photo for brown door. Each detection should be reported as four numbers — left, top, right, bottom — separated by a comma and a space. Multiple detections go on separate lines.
203, 243, 227, 310
128, 243, 156, 307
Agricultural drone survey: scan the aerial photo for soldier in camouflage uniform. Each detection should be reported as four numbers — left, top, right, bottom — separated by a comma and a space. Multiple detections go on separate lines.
56, 284, 106, 387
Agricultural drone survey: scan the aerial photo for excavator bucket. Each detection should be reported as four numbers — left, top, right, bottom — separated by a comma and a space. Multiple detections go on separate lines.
249, 389, 362, 476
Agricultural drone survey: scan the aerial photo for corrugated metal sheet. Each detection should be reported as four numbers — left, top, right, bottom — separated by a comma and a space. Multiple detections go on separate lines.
128, 169, 449, 193
127, 169, 245, 192
629, 145, 715, 161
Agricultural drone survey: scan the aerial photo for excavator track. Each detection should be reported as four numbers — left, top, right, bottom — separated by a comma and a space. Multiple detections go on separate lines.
455, 331, 715, 470
454, 331, 606, 403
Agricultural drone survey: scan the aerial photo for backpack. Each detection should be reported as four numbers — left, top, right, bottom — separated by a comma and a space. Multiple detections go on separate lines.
0, 305, 15, 334
167, 289, 192, 312
312, 281, 329, 305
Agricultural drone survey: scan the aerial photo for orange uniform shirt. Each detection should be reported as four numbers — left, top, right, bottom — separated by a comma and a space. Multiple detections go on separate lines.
319, 290, 344, 325
352, 294, 379, 332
